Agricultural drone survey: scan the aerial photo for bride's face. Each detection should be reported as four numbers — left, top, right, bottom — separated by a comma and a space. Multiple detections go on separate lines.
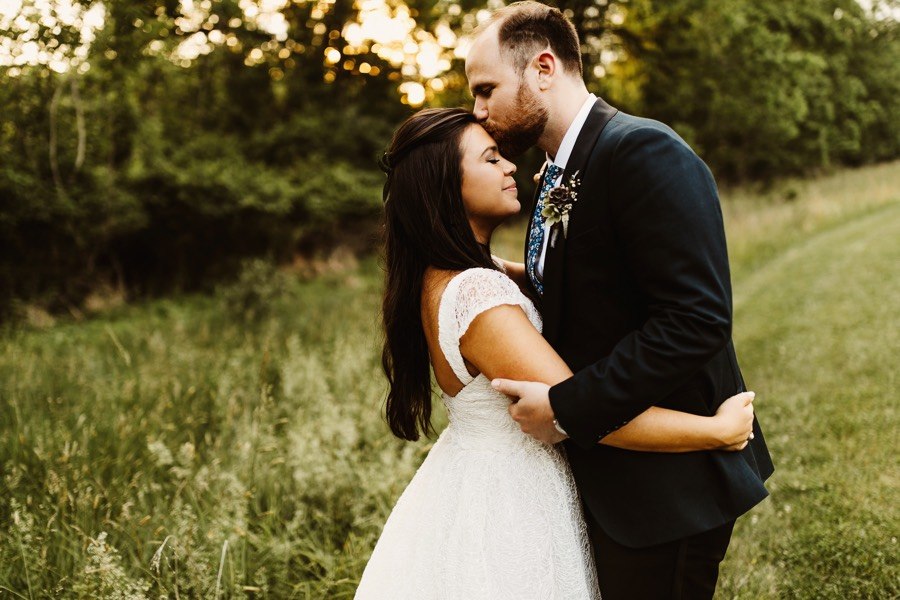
459, 124, 520, 236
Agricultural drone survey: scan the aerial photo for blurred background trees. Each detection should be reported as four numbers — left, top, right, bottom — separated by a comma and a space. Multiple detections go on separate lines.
1, 0, 898, 316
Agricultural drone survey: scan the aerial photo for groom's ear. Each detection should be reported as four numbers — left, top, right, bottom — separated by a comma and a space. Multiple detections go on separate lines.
533, 51, 557, 90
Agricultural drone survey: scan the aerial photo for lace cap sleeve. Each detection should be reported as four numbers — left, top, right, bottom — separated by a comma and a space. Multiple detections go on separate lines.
437, 268, 534, 386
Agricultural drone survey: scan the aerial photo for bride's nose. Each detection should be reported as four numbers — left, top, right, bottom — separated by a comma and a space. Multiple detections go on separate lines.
504, 161, 517, 176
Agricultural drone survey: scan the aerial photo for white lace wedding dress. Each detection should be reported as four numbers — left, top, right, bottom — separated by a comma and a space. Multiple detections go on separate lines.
355, 268, 600, 600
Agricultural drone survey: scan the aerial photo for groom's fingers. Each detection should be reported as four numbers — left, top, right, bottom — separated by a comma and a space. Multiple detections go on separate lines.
741, 391, 756, 406
492, 378, 524, 399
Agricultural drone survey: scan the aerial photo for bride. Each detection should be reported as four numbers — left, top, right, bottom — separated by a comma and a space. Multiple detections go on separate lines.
355, 108, 755, 599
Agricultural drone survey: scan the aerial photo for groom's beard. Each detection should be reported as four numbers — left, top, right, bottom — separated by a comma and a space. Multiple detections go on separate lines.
482, 83, 548, 158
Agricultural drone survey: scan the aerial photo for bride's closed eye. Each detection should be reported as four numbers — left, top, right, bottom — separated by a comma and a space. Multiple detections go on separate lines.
488, 158, 500, 164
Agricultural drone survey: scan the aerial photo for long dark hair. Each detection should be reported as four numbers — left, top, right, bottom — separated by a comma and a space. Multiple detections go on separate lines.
380, 108, 499, 441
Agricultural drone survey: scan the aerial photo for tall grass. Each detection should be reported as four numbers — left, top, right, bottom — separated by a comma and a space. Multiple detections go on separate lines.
1, 161, 898, 598
1, 265, 411, 597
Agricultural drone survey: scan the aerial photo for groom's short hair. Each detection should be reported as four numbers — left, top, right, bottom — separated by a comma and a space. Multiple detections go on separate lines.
479, 1, 583, 78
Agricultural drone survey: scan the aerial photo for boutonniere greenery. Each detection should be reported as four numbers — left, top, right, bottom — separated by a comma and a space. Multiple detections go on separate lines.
541, 170, 581, 239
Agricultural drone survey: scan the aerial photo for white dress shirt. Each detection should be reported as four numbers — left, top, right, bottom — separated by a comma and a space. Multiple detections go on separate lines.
536, 93, 597, 281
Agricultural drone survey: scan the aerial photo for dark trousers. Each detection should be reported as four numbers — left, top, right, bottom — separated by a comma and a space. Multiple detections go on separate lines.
583, 505, 735, 600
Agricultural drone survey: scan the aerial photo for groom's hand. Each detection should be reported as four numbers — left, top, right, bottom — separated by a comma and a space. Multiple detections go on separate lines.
492, 379, 567, 444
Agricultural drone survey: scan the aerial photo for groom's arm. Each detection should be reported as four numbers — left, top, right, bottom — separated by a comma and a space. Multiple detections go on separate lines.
549, 125, 734, 450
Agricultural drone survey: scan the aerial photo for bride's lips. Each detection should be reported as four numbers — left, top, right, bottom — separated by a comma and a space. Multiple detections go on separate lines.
503, 182, 518, 193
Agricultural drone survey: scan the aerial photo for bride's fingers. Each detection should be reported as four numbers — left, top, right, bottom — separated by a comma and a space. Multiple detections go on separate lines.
724, 440, 749, 451
533, 160, 548, 183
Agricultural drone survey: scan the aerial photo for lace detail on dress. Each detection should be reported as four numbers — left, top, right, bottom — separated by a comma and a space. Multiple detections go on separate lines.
437, 268, 542, 388
355, 267, 599, 600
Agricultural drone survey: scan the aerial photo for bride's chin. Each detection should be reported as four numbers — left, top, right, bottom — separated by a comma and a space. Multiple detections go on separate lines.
495, 208, 520, 227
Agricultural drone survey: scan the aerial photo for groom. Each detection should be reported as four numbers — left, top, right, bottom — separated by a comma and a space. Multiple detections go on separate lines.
466, 2, 774, 598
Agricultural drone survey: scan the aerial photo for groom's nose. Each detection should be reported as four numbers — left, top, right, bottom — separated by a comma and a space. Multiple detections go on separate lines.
473, 97, 488, 121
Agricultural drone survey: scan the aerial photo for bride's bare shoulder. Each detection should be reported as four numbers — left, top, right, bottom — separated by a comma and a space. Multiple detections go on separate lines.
422, 266, 459, 287
422, 266, 460, 294
420, 267, 461, 323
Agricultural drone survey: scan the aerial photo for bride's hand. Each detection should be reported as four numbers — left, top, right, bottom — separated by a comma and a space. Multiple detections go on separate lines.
491, 255, 528, 288
533, 160, 548, 183
711, 391, 756, 451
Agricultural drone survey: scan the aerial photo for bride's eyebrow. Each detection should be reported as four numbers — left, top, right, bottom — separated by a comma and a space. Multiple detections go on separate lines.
481, 145, 498, 158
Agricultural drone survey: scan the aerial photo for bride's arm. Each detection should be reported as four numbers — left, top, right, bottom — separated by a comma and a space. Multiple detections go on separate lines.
460, 304, 753, 452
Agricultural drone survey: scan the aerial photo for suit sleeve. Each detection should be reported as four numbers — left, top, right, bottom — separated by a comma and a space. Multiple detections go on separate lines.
548, 125, 733, 450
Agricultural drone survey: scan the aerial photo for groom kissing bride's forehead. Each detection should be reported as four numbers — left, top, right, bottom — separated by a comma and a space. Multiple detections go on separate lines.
466, 0, 584, 159
466, 2, 774, 599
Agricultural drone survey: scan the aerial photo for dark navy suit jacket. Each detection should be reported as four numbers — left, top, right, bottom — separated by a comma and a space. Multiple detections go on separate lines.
532, 98, 774, 549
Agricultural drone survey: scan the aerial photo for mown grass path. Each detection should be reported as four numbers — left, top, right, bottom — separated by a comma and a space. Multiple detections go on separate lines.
719, 202, 899, 598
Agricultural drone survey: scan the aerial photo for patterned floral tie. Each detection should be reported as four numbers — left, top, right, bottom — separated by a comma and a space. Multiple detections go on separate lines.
527, 163, 562, 296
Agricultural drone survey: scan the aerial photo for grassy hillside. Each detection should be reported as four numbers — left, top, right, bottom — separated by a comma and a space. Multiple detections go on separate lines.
720, 203, 900, 598
1, 161, 898, 598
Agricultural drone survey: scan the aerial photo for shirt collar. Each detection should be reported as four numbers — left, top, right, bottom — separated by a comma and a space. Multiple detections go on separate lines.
547, 93, 597, 172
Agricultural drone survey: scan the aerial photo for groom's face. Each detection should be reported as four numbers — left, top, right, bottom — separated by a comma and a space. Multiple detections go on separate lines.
466, 27, 549, 158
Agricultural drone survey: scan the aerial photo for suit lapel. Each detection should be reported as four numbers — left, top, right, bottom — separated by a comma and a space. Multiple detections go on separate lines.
542, 98, 618, 344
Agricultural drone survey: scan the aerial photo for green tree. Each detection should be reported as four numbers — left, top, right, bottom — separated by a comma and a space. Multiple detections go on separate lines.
1, 0, 897, 316
625, 0, 900, 179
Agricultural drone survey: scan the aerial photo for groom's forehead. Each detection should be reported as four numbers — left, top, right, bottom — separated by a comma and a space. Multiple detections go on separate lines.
467, 27, 502, 68
466, 32, 513, 84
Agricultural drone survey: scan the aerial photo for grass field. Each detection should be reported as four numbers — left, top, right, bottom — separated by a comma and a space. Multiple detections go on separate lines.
1, 161, 898, 598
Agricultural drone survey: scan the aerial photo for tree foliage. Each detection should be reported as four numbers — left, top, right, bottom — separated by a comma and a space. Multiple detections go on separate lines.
627, 0, 900, 180
0, 0, 897, 314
